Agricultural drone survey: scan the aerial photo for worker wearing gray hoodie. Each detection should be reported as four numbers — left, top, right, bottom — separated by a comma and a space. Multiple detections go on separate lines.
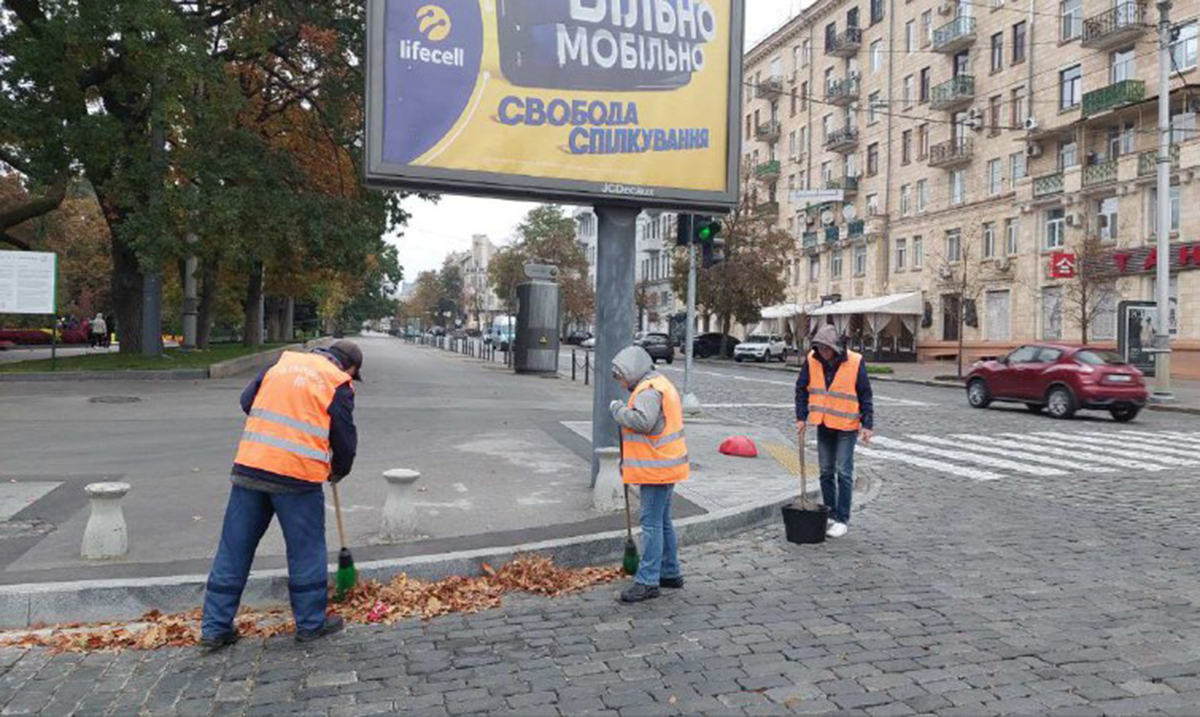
609, 345, 689, 603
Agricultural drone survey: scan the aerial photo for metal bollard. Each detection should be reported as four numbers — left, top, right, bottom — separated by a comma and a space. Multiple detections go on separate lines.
380, 469, 420, 540
572, 349, 577, 381
82, 482, 131, 559
584, 351, 590, 386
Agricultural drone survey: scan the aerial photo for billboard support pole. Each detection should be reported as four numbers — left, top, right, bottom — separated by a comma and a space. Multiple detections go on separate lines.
682, 238, 701, 416
591, 205, 638, 487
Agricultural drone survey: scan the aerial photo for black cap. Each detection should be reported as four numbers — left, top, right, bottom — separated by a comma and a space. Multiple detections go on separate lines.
328, 340, 364, 381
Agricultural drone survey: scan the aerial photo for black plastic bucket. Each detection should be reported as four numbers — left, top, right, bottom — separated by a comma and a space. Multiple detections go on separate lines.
782, 504, 829, 545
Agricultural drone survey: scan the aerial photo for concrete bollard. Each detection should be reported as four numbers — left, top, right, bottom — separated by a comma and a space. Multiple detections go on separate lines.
82, 482, 131, 559
380, 469, 420, 540
592, 447, 623, 512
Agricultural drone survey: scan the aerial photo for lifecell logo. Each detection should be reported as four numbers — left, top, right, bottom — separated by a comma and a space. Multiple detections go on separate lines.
416, 4, 451, 42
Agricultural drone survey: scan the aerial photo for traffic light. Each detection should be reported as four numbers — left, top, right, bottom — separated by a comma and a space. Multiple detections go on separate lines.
675, 214, 725, 267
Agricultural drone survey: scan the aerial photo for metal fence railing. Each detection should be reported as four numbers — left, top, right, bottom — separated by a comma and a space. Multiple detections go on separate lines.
401, 332, 596, 382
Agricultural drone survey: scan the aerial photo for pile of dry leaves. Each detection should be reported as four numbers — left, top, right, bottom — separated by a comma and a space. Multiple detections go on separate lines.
0, 556, 622, 653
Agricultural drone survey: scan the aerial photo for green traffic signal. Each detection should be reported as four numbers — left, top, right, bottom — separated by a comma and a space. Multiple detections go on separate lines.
697, 221, 721, 242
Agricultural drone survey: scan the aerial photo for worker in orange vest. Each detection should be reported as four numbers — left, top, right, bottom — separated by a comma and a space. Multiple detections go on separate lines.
609, 345, 689, 603
200, 341, 363, 650
795, 325, 874, 539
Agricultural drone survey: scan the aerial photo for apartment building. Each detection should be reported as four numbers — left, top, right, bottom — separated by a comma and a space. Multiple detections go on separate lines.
449, 234, 502, 330
744, 0, 1200, 378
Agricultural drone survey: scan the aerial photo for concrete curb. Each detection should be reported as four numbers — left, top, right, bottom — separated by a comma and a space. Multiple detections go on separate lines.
0, 338, 334, 382
0, 484, 835, 629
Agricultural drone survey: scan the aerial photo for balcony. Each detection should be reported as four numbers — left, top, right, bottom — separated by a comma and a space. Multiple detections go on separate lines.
1083, 159, 1118, 188
1032, 172, 1064, 197
824, 226, 840, 243
755, 160, 781, 181
1082, 79, 1145, 118
826, 27, 862, 58
754, 201, 780, 218
802, 231, 818, 249
824, 126, 859, 153
756, 75, 784, 100
755, 120, 781, 142
1138, 145, 1181, 177
932, 16, 976, 54
847, 220, 865, 238
928, 138, 973, 168
825, 74, 861, 106
1083, 2, 1149, 49
826, 176, 859, 195
930, 75, 975, 112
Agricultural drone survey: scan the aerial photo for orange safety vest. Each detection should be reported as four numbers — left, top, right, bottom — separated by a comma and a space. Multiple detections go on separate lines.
621, 375, 689, 485
806, 350, 863, 431
233, 352, 353, 483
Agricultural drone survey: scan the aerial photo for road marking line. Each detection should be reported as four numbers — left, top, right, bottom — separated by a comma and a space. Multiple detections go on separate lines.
705, 403, 796, 409
872, 436, 1067, 477
1033, 432, 1200, 466
908, 434, 1113, 473
1074, 431, 1200, 459
1123, 430, 1200, 446
948, 434, 1118, 473
857, 446, 1004, 481
998, 434, 1171, 471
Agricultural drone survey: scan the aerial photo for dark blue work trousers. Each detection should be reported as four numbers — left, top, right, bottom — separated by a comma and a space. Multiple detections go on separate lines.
201, 485, 328, 639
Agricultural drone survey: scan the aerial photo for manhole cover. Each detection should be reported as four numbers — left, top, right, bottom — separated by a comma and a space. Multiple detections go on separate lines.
88, 396, 142, 404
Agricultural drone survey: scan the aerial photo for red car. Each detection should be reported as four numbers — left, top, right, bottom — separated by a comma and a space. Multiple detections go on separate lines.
966, 344, 1148, 422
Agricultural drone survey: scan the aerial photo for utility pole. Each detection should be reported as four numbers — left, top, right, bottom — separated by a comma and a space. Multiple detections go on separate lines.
682, 224, 701, 416
1153, 0, 1175, 400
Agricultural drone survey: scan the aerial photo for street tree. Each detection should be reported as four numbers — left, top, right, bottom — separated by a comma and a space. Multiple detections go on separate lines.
1063, 234, 1121, 346
930, 225, 990, 379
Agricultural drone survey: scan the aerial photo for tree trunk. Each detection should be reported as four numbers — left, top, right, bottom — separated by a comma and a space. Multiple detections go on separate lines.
265, 297, 282, 343
110, 235, 145, 355
243, 262, 264, 348
720, 314, 732, 358
282, 297, 294, 342
197, 258, 218, 349
957, 314, 965, 378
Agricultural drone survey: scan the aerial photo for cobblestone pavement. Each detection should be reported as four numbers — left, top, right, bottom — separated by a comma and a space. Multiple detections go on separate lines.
2, 364, 1199, 716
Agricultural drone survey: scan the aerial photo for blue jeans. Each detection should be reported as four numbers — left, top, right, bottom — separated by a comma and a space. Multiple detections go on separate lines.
817, 426, 858, 525
202, 485, 328, 639
636, 484, 680, 587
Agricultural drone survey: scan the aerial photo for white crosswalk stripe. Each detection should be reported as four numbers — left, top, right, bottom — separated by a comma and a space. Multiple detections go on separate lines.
856, 429, 1191, 481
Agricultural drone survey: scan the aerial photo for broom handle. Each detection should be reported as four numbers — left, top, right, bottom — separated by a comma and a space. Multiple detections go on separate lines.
331, 482, 348, 549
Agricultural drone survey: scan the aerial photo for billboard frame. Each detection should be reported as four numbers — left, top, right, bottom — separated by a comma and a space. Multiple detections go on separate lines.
364, 0, 746, 212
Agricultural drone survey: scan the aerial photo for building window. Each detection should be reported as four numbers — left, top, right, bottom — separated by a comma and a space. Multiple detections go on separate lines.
1092, 289, 1118, 341
986, 290, 1012, 342
1171, 22, 1198, 70
1010, 151, 1026, 182
1060, 65, 1082, 109
868, 91, 881, 124
809, 255, 820, 281
921, 10, 933, 46
745, 115, 751, 140
896, 238, 908, 271
1112, 47, 1136, 83
903, 75, 915, 107
1042, 286, 1064, 340
950, 170, 965, 206
906, 20, 916, 53
800, 81, 809, 111
854, 244, 867, 276
991, 33, 1003, 73
1010, 86, 1027, 125
870, 41, 884, 72
870, 0, 884, 25
867, 193, 880, 216
919, 67, 931, 102
800, 126, 809, 154
917, 179, 929, 212
867, 143, 879, 176
822, 114, 832, 140
989, 96, 1002, 135
983, 222, 996, 258
913, 235, 924, 268
821, 161, 832, 185
1171, 108, 1196, 143
942, 294, 962, 342
802, 38, 811, 65
799, 169, 807, 189
789, 130, 797, 159
1097, 196, 1119, 243
1005, 218, 1018, 255
987, 159, 1002, 196
1045, 208, 1065, 249
1149, 185, 1182, 235
1013, 21, 1026, 63
831, 249, 843, 278
901, 130, 912, 165
1059, 140, 1078, 169
917, 123, 929, 158
946, 228, 962, 263
1061, 0, 1082, 41
900, 184, 912, 216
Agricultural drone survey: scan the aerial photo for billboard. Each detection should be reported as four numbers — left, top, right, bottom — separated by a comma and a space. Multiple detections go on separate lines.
0, 251, 56, 315
366, 0, 745, 210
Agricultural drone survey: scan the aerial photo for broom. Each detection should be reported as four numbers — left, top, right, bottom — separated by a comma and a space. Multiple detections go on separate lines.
619, 426, 640, 576
331, 483, 357, 602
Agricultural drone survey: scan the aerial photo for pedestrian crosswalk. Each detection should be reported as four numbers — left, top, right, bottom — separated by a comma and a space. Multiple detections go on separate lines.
858, 429, 1200, 482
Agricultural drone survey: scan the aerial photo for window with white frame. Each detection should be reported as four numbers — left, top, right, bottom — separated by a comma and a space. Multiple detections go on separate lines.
1092, 287, 1118, 340
906, 20, 916, 53
900, 184, 912, 217
921, 10, 932, 45
1045, 208, 1065, 249
950, 170, 966, 206
896, 238, 907, 271
1111, 47, 1136, 83
903, 75, 914, 106
831, 249, 843, 278
822, 114, 832, 140
866, 193, 880, 215
983, 222, 996, 258
868, 91, 881, 124
1060, 0, 1081, 41
789, 131, 797, 158
800, 126, 809, 154
1060, 64, 1082, 109
946, 229, 962, 263
1171, 21, 1198, 70
809, 255, 820, 281
1059, 139, 1078, 169
802, 39, 812, 66
1005, 218, 1018, 255
1042, 286, 1064, 340
1097, 196, 1119, 243
1171, 109, 1196, 144
917, 179, 929, 212
913, 235, 924, 268
870, 40, 884, 72
1010, 151, 1026, 181
987, 159, 1002, 196
854, 244, 867, 276
1149, 185, 1181, 235
821, 161, 832, 185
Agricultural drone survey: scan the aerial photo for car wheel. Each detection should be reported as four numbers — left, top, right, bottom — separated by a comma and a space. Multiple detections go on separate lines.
666, 354, 674, 364
758, 355, 767, 363
1025, 403, 1044, 414
1110, 405, 1140, 423
966, 378, 992, 408
1046, 386, 1077, 420
734, 356, 742, 363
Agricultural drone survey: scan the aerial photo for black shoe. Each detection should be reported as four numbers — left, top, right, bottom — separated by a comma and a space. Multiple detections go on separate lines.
620, 584, 660, 603
660, 576, 684, 589
199, 631, 240, 652
295, 615, 344, 643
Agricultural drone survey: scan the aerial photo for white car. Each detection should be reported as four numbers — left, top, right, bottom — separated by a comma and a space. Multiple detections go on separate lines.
581, 336, 596, 349
734, 334, 788, 363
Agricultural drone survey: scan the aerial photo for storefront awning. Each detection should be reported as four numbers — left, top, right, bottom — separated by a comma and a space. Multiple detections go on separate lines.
809, 292, 923, 317
759, 303, 805, 319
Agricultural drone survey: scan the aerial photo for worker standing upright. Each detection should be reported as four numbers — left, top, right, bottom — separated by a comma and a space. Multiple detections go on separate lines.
200, 341, 363, 649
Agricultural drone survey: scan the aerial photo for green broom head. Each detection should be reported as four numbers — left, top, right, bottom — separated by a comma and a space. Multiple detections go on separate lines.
622, 540, 640, 576
334, 547, 357, 602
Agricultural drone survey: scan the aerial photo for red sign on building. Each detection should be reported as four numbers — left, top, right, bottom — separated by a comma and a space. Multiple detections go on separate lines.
1050, 252, 1077, 278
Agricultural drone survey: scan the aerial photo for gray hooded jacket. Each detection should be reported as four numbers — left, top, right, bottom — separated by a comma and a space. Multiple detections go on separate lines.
610, 346, 667, 435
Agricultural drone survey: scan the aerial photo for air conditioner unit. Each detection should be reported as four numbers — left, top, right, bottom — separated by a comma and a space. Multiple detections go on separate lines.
1065, 212, 1081, 227
938, 266, 954, 280
965, 110, 984, 131
1023, 116, 1040, 132
1026, 142, 1043, 158
938, 1, 955, 16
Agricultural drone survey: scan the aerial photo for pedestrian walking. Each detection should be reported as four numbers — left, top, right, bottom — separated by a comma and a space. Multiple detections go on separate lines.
794, 325, 874, 538
89, 313, 107, 349
200, 340, 363, 650
609, 345, 688, 603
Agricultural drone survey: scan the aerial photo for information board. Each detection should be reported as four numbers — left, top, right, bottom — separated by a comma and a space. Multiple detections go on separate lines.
366, 0, 745, 210
0, 251, 56, 315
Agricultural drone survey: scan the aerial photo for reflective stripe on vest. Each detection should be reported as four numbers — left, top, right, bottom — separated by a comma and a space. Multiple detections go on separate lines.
621, 374, 690, 485
807, 350, 863, 431
233, 352, 351, 483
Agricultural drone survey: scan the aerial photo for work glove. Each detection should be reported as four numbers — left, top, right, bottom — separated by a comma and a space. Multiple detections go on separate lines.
330, 473, 346, 484
609, 399, 623, 416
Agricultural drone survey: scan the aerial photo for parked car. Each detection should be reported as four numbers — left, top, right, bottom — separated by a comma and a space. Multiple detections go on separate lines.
734, 334, 788, 363
564, 330, 592, 346
636, 332, 674, 364
581, 336, 596, 349
965, 344, 1147, 422
692, 332, 741, 359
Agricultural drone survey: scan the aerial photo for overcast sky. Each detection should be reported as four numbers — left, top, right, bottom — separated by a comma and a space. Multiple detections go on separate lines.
387, 1, 808, 282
